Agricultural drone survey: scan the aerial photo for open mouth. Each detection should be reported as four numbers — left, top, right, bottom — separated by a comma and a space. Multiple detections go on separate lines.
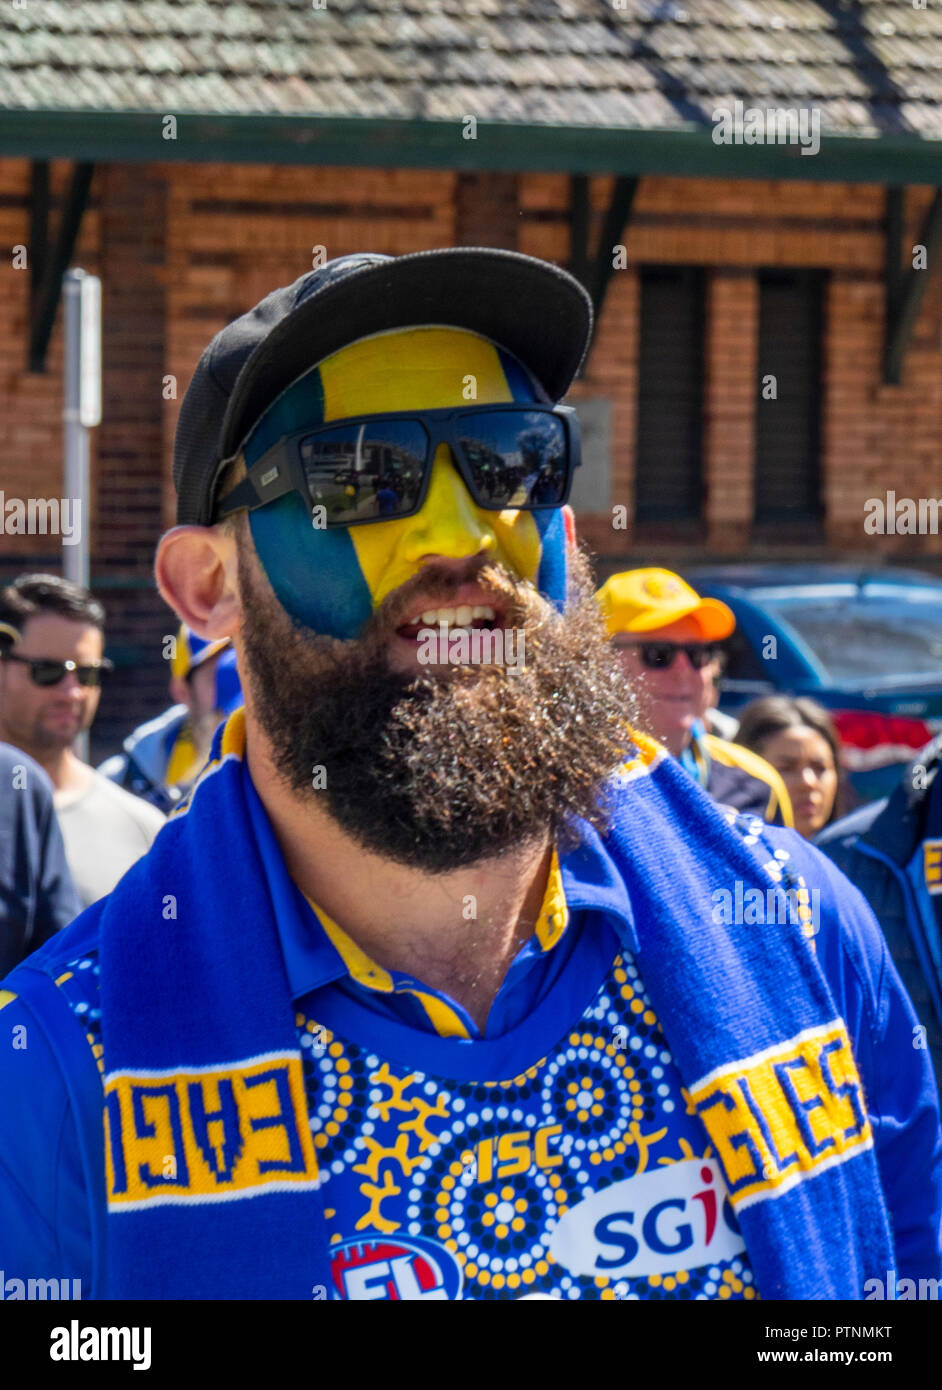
395, 603, 504, 643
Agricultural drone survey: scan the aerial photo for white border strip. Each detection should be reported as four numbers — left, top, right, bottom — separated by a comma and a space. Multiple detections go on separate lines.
734, 1133, 875, 1213
105, 1049, 299, 1085
688, 1017, 847, 1096
109, 1176, 322, 1214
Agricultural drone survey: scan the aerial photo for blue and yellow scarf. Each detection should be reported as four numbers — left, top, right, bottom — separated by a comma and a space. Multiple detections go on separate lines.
97, 715, 893, 1298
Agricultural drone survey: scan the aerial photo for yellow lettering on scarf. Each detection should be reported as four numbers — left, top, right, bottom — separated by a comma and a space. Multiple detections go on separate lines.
923, 839, 942, 896
105, 1053, 319, 1209
687, 1021, 871, 1211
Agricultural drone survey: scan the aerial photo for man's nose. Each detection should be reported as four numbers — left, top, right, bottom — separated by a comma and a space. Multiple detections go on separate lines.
399, 444, 498, 566
669, 650, 698, 678
56, 670, 85, 697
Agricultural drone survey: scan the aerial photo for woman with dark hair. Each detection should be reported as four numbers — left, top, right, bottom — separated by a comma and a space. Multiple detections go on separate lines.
735, 696, 845, 840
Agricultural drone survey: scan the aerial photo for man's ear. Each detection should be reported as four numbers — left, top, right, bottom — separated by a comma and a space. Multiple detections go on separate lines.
562, 504, 577, 550
155, 525, 241, 642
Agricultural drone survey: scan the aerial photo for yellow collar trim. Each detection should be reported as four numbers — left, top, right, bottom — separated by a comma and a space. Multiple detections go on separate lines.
165, 725, 199, 789
620, 725, 663, 774
534, 848, 569, 950
315, 906, 395, 993
221, 706, 247, 759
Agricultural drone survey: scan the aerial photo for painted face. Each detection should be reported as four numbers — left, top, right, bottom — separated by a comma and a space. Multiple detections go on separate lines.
244, 327, 570, 640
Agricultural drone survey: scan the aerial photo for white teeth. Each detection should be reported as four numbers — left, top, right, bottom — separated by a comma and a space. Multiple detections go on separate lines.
412, 603, 498, 627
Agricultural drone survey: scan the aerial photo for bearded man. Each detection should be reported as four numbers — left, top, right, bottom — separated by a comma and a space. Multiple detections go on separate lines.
0, 250, 939, 1301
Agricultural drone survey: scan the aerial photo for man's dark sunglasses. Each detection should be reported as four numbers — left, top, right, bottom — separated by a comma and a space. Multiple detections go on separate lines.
619, 641, 720, 671
2, 653, 113, 687
215, 403, 581, 526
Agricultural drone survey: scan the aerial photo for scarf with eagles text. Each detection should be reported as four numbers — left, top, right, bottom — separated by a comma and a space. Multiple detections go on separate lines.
94, 712, 893, 1298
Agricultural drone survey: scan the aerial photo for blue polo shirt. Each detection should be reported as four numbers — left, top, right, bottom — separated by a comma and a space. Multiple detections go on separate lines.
1, 761, 940, 1299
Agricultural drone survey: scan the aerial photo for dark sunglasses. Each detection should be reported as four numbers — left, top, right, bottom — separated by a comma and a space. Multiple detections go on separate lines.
2, 653, 113, 687
215, 403, 581, 527
619, 641, 719, 671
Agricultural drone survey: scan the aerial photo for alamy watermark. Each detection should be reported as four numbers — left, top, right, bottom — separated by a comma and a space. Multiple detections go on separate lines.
416, 624, 526, 671
50, 1319, 151, 1370
864, 491, 942, 535
712, 101, 820, 157
0, 494, 82, 545
864, 1269, 940, 1300
0, 1271, 81, 1300
711, 881, 821, 934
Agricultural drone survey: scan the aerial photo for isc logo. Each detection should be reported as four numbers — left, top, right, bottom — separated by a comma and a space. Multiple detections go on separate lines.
330, 1236, 463, 1301
549, 1158, 745, 1279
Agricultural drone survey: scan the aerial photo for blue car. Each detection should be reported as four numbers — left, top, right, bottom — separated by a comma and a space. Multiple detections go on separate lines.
687, 564, 942, 803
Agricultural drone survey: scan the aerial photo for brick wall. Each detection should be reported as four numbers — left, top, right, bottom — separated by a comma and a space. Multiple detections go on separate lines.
518, 173, 942, 575
91, 163, 171, 760
0, 158, 101, 574
705, 268, 758, 555
3, 159, 942, 749
160, 161, 457, 533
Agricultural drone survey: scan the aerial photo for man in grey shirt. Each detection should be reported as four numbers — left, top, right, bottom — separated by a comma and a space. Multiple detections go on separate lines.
0, 575, 164, 908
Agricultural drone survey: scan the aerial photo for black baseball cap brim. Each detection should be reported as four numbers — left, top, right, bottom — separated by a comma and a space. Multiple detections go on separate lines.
173, 248, 593, 526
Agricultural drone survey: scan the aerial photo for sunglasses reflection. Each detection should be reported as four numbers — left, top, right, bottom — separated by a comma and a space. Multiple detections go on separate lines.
619, 642, 720, 671
1, 653, 113, 687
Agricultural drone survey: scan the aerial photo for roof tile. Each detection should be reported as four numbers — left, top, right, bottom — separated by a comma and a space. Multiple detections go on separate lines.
1, 0, 941, 139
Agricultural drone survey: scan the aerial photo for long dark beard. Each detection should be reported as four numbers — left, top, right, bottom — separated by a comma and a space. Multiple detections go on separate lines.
237, 540, 635, 872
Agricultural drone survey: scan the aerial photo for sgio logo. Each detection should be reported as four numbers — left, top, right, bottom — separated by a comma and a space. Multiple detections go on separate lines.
549, 1158, 744, 1279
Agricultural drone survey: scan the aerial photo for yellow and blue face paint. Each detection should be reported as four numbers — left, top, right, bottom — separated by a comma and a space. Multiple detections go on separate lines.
245, 327, 571, 640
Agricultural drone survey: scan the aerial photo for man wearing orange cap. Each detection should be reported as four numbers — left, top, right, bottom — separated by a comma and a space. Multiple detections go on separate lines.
597, 568, 793, 826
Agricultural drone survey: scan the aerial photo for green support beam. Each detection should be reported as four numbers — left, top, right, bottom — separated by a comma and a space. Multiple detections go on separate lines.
3, 110, 942, 184
28, 161, 95, 372
569, 175, 591, 288
883, 187, 942, 385
590, 176, 639, 322
29, 160, 49, 336
569, 174, 639, 339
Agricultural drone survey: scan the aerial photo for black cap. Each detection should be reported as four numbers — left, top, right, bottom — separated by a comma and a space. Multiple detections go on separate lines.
172, 247, 593, 526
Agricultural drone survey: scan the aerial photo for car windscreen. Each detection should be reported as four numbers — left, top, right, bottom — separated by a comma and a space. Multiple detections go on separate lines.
756, 586, 942, 685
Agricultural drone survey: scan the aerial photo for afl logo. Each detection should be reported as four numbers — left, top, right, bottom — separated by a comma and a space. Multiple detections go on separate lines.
330, 1235, 463, 1301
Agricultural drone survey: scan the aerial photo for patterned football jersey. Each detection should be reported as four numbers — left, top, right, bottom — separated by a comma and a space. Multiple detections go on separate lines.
295, 947, 755, 1301
57, 945, 757, 1300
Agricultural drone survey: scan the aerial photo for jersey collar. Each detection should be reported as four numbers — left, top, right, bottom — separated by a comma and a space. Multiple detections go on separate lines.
242, 757, 638, 1004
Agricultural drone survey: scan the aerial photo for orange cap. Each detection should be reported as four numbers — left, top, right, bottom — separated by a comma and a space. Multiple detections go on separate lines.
595, 568, 735, 641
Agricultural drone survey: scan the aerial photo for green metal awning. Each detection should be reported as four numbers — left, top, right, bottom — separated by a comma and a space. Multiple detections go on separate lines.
3, 109, 942, 184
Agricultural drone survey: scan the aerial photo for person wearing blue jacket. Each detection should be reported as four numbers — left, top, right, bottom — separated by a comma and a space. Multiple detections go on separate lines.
0, 249, 939, 1300
0, 742, 79, 977
98, 627, 242, 813
817, 735, 942, 1097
